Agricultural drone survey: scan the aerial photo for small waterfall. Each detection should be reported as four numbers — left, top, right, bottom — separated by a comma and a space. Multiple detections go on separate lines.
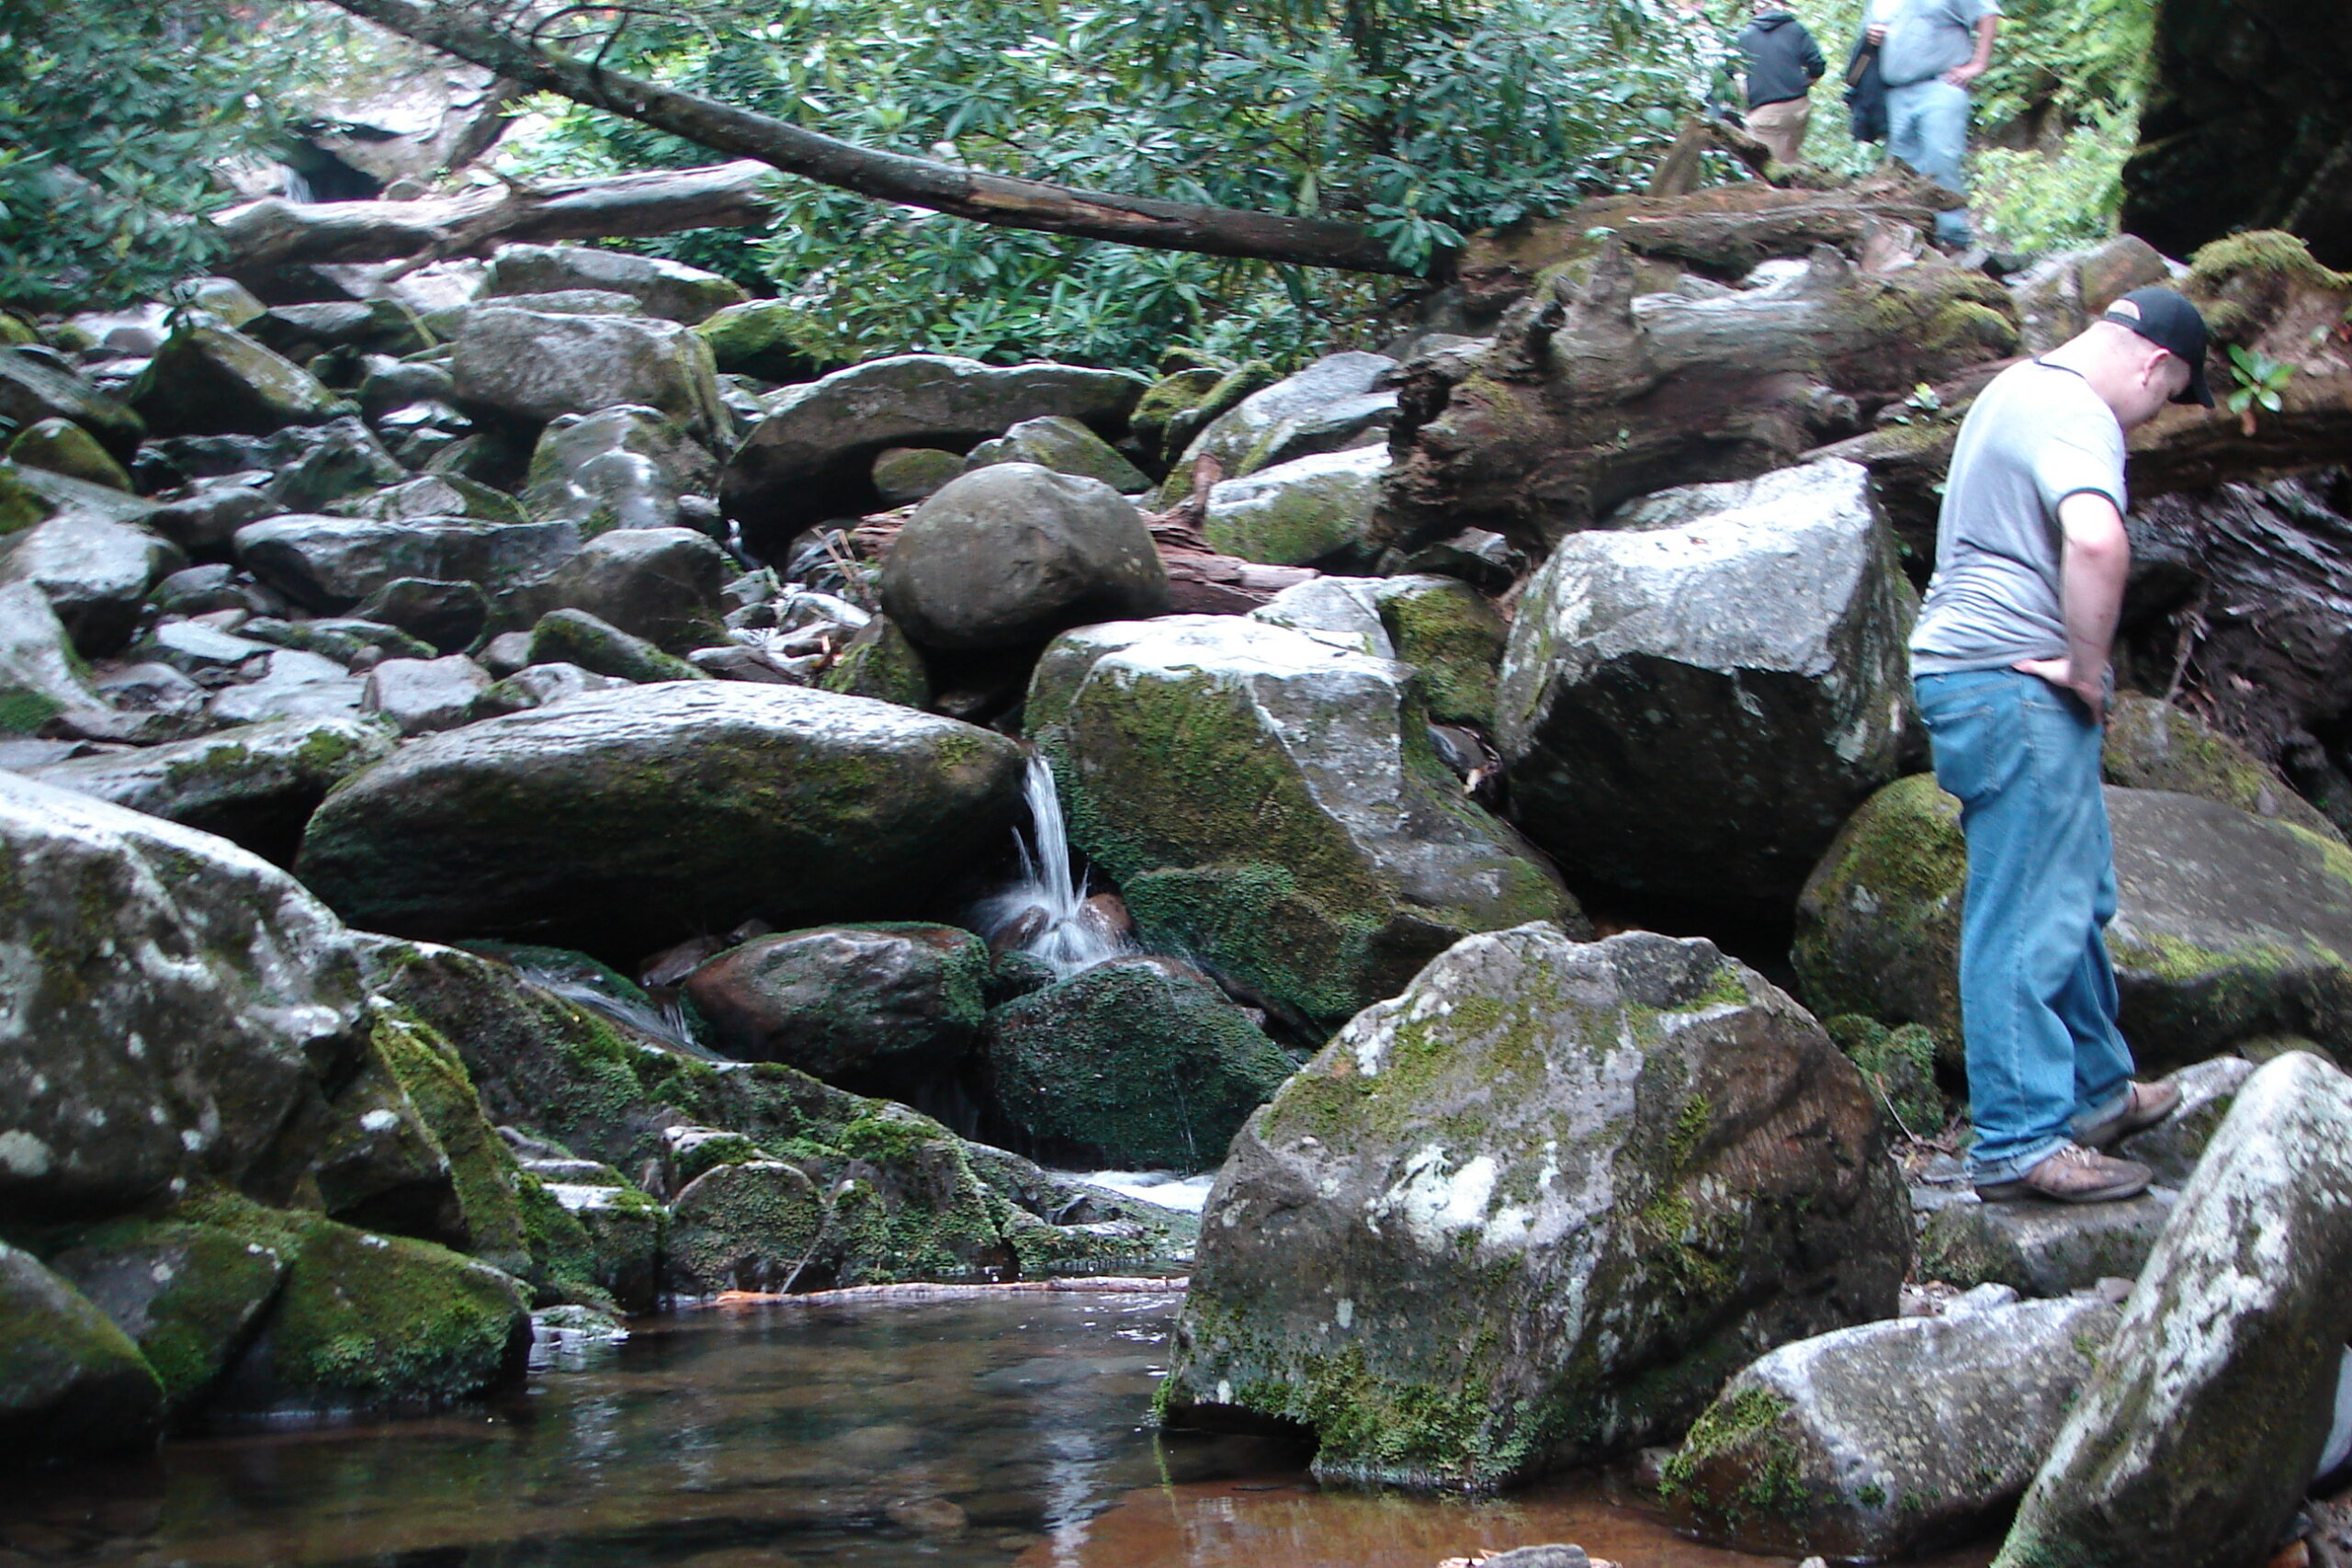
978, 754, 1132, 977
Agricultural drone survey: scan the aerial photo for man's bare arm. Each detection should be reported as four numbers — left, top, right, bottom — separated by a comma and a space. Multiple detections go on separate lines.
2013, 490, 2130, 720
1943, 16, 1997, 85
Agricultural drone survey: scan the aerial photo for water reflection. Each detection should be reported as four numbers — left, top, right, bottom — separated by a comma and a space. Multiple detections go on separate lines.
0, 1292, 1993, 1568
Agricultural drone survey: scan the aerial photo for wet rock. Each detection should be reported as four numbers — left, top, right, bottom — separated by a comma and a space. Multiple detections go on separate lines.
1396, 526, 1524, 592
1495, 457, 1917, 908
721, 354, 1148, 552
0, 513, 187, 655
0, 580, 107, 733
662, 1158, 826, 1295
819, 614, 933, 710
332, 473, 527, 525
2117, 1055, 2256, 1186
0, 461, 50, 536
684, 923, 990, 1095
525, 607, 704, 683
244, 299, 434, 361
0, 350, 144, 459
147, 480, 280, 554
534, 1176, 663, 1312
880, 465, 1170, 654
241, 615, 433, 666
1160, 351, 1396, 505
147, 418, 405, 514
451, 306, 729, 444
88, 661, 213, 743
1795, 781, 2352, 1073
298, 682, 1026, 954
151, 564, 254, 618
480, 629, 535, 677
0, 773, 370, 1219
544, 525, 732, 653
692, 298, 816, 380
364, 654, 493, 736
129, 322, 345, 437
521, 405, 718, 537
1996, 1053, 2352, 1568
1027, 615, 1579, 1026
0, 1242, 164, 1465
1919, 1191, 2179, 1298
1159, 927, 1907, 1489
232, 513, 581, 613
208, 650, 369, 727
965, 414, 1150, 493
312, 1025, 466, 1251
982, 955, 1297, 1169
872, 446, 966, 506
352, 577, 491, 654
487, 243, 749, 324
1662, 1293, 2120, 1558
469, 660, 629, 717
18, 714, 394, 863
356, 355, 457, 422
6, 417, 132, 491
2102, 691, 2342, 841
1202, 445, 1390, 569
136, 617, 276, 676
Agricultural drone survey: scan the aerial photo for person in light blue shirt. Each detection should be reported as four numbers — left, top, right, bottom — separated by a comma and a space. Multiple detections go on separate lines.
1868, 0, 2001, 248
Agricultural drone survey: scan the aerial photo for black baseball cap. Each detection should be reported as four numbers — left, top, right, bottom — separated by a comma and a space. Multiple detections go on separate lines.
2102, 287, 2214, 407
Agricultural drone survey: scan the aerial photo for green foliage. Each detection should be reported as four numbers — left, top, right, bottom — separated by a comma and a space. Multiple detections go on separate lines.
498, 0, 1714, 370
0, 0, 273, 310
1971, 117, 2132, 253
2223, 343, 2294, 420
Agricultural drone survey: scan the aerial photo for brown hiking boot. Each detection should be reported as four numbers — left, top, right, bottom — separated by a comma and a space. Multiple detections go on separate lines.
2075, 1079, 2184, 1151
1975, 1144, 2153, 1204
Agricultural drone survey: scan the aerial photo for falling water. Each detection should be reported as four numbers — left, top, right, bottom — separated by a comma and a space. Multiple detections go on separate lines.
978, 753, 1132, 977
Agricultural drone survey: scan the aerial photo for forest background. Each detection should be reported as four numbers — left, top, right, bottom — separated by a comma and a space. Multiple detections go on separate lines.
0, 0, 2153, 372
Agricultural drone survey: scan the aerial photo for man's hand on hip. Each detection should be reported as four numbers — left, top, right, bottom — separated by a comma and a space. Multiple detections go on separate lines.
2011, 656, 2106, 723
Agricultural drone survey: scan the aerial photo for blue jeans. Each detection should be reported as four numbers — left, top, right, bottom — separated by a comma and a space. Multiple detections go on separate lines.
1886, 78, 1973, 247
1915, 671, 2136, 1182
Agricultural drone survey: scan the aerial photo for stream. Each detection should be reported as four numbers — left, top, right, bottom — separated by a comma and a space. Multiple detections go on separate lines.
0, 1291, 1997, 1568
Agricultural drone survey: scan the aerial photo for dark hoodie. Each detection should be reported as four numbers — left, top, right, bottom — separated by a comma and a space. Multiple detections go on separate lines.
1737, 11, 1827, 109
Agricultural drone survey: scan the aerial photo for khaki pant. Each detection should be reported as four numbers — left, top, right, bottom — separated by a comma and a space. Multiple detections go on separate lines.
1747, 96, 1813, 165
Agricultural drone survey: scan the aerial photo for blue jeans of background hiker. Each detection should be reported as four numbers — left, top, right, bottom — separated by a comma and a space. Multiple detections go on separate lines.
1915, 670, 2136, 1183
1886, 78, 1973, 248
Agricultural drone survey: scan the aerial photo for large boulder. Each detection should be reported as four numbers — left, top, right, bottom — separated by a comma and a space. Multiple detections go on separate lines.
17, 714, 394, 864
1026, 615, 1579, 1026
521, 405, 718, 536
0, 1242, 164, 1464
0, 351, 143, 460
1494, 457, 1917, 908
8, 417, 134, 491
1159, 351, 1396, 505
683, 923, 991, 1094
542, 525, 731, 653
1918, 1190, 2179, 1298
1159, 927, 1908, 1490
964, 414, 1150, 493
2101, 691, 2342, 841
0, 773, 370, 1220
129, 323, 345, 438
981, 955, 1298, 1169
524, 607, 703, 683
487, 243, 750, 324
879, 464, 1171, 654
720, 355, 1149, 553
450, 307, 729, 444
1795, 780, 2352, 1072
0, 580, 107, 734
0, 513, 186, 656
1996, 1052, 2352, 1568
1663, 1292, 2121, 1559
364, 655, 493, 736
232, 513, 582, 614
1202, 445, 1391, 570
296, 683, 1026, 955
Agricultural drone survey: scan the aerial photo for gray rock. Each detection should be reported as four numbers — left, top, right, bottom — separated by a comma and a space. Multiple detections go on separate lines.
2103, 692, 2342, 841
468, 660, 628, 718
0, 513, 186, 655
7, 416, 133, 491
1397, 526, 1524, 592
352, 577, 491, 654
1248, 575, 1391, 655
692, 298, 816, 380
1159, 927, 1908, 1489
0, 580, 106, 734
295, 682, 1028, 954
151, 564, 253, 618
208, 651, 368, 726
232, 513, 582, 613
1497, 458, 1917, 907
240, 615, 432, 667
330, 473, 526, 525
245, 299, 434, 361
721, 354, 1149, 553
1026, 615, 1579, 1025
19, 715, 394, 863
521, 404, 718, 536
138, 420, 401, 512
1160, 351, 1396, 504
0, 350, 144, 459
129, 322, 345, 437
1663, 1294, 2120, 1558
871, 446, 965, 506
1478, 1551, 1589, 1568
356, 355, 457, 423
480, 629, 535, 677
487, 243, 750, 324
89, 661, 212, 742
880, 464, 1170, 653
965, 414, 1150, 493
0, 1242, 164, 1464
1919, 1190, 2179, 1297
137, 618, 276, 675
451, 307, 728, 443
525, 607, 703, 683
447, 288, 644, 323
1203, 445, 1391, 569
2009, 234, 2174, 356
364, 655, 493, 735
1797, 782, 2352, 1074
1996, 1052, 2352, 1568
543, 525, 731, 653
1372, 573, 1508, 729
0, 773, 371, 1218
2118, 1055, 2256, 1186
147, 480, 280, 553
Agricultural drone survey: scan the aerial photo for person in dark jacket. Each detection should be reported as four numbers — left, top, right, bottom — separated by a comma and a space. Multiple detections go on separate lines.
1736, 1, 1826, 165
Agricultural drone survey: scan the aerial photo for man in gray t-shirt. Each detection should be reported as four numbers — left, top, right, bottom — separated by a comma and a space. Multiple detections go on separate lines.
1909, 287, 2213, 1205
1869, 0, 2000, 247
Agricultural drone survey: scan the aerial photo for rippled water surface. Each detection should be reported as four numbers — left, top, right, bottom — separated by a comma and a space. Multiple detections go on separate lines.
0, 1292, 1996, 1568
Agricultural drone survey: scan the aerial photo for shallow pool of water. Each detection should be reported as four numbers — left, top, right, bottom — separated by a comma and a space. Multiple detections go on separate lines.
0, 1292, 1996, 1568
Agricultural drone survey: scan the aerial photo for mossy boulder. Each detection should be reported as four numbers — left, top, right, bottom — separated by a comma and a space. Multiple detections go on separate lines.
1662, 1294, 2120, 1559
818, 614, 932, 709
1128, 365, 1232, 466
0, 579, 105, 734
6, 417, 132, 491
0, 773, 370, 1221
1374, 574, 1507, 729
871, 446, 965, 506
130, 322, 345, 437
1159, 352, 1396, 506
299, 683, 1024, 955
1820, 1014, 1950, 1136
692, 298, 820, 380
965, 414, 1150, 493
662, 1158, 826, 1295
525, 607, 705, 683
1918, 1190, 2177, 1299
1201, 445, 1390, 570
684, 923, 990, 1096
1159, 926, 1909, 1491
0, 1241, 164, 1465
1796, 779, 2352, 1073
1026, 615, 1580, 1027
0, 351, 144, 459
982, 956, 1298, 1169
2102, 692, 2341, 841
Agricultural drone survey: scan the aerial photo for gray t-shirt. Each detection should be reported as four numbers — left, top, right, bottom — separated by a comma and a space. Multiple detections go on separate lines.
1908, 359, 2126, 676
1880, 0, 2002, 86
